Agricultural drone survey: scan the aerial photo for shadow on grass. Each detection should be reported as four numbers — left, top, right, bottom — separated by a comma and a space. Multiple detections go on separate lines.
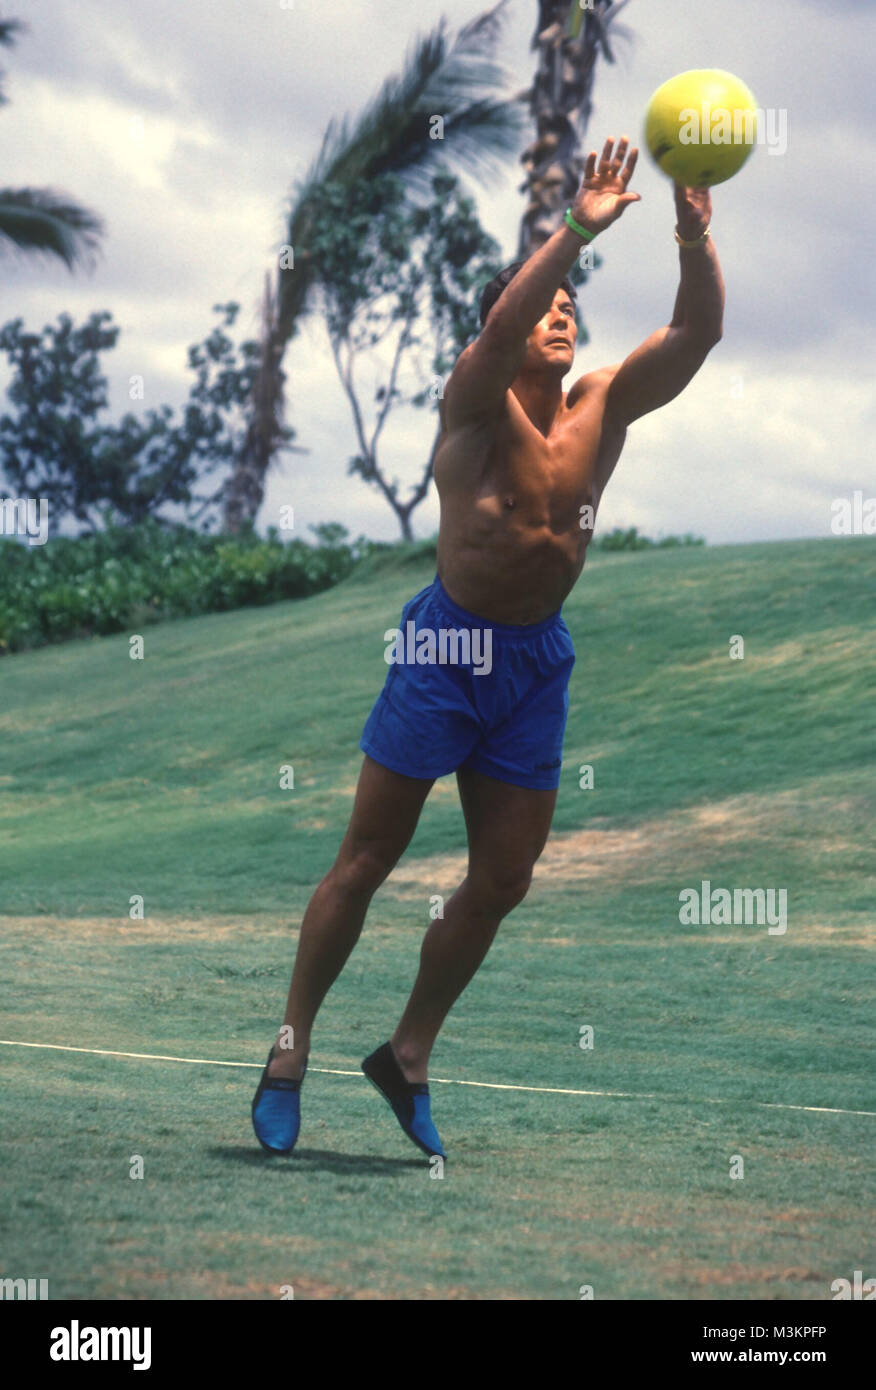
216, 1146, 424, 1173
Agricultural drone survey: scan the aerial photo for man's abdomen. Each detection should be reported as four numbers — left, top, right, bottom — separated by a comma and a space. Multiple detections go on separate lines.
437, 502, 588, 626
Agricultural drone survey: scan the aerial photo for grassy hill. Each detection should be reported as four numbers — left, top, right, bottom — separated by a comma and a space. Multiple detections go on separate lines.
1, 537, 874, 1298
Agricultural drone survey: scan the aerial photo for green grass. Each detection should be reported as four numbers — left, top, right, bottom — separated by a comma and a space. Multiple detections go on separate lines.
1, 537, 874, 1298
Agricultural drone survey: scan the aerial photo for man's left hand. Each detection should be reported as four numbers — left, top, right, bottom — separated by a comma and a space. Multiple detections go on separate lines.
674, 184, 712, 239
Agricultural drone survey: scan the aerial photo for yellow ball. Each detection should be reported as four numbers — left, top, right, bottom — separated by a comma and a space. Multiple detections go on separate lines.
644, 68, 758, 187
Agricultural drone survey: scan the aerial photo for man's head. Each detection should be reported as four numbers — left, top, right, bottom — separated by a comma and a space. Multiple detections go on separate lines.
479, 262, 578, 376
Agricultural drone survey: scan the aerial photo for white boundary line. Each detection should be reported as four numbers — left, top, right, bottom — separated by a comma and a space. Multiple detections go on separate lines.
2, 1038, 874, 1118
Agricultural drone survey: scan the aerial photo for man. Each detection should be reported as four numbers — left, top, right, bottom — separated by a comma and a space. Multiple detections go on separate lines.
252, 135, 724, 1159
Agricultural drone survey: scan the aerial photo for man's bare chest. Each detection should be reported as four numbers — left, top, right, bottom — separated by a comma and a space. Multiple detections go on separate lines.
435, 385, 627, 520
483, 394, 623, 510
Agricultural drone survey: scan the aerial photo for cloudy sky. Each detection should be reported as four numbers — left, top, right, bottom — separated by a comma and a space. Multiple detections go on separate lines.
1, 0, 871, 544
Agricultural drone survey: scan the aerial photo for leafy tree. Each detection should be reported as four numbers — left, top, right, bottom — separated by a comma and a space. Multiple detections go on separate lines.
308, 167, 503, 539
224, 0, 525, 532
0, 305, 293, 534
180, 302, 305, 528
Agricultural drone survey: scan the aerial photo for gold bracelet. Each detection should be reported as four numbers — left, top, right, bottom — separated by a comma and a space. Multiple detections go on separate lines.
675, 224, 711, 248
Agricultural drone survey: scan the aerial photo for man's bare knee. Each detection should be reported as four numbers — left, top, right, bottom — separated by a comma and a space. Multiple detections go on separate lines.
333, 840, 400, 899
467, 866, 533, 918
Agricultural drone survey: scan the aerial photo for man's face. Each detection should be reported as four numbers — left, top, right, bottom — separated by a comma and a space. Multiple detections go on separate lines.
524, 288, 577, 375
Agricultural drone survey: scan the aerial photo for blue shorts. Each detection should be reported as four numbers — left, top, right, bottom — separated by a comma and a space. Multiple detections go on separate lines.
359, 575, 575, 790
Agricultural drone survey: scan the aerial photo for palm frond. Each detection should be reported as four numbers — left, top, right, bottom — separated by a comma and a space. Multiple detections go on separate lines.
0, 187, 104, 269
228, 1, 525, 530
602, 0, 633, 25
295, 5, 521, 200
0, 18, 25, 48
0, 14, 25, 104
276, 0, 523, 340
431, 96, 524, 178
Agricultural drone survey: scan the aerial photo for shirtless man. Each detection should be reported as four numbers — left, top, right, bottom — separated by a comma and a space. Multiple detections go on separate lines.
252, 136, 724, 1159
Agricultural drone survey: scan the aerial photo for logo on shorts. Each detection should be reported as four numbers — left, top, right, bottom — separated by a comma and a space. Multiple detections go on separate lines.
534, 758, 562, 772
384, 620, 493, 675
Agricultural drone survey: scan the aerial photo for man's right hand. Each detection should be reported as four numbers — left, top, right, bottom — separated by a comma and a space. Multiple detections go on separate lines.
570, 135, 641, 235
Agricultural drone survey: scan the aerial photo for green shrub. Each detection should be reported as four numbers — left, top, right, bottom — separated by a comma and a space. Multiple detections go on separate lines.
591, 526, 704, 552
0, 520, 378, 655
0, 522, 707, 655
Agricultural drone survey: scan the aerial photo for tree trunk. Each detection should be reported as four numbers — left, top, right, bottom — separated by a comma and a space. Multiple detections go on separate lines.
222, 273, 285, 533
518, 0, 625, 259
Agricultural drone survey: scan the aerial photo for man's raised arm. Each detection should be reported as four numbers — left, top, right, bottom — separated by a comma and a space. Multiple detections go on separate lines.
444, 136, 641, 426
606, 184, 725, 427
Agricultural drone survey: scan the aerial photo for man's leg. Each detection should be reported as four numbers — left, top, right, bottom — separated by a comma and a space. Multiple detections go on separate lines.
390, 768, 557, 1082
267, 754, 434, 1079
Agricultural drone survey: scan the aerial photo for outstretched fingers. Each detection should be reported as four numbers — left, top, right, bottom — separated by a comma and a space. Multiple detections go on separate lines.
597, 135, 639, 179
620, 145, 639, 184
610, 136, 629, 172
587, 136, 639, 187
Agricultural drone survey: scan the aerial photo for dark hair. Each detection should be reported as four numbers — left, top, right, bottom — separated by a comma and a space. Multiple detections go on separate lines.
479, 261, 577, 329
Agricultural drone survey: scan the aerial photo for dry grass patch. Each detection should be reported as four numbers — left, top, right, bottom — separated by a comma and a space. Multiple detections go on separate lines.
386, 786, 868, 897
0, 913, 292, 943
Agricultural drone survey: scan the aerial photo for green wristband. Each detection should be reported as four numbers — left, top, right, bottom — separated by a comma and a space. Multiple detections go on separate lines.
564, 208, 597, 241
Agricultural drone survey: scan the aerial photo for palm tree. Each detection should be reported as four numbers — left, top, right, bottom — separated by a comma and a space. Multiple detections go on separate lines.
224, 0, 526, 533
0, 17, 103, 269
517, 0, 631, 257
